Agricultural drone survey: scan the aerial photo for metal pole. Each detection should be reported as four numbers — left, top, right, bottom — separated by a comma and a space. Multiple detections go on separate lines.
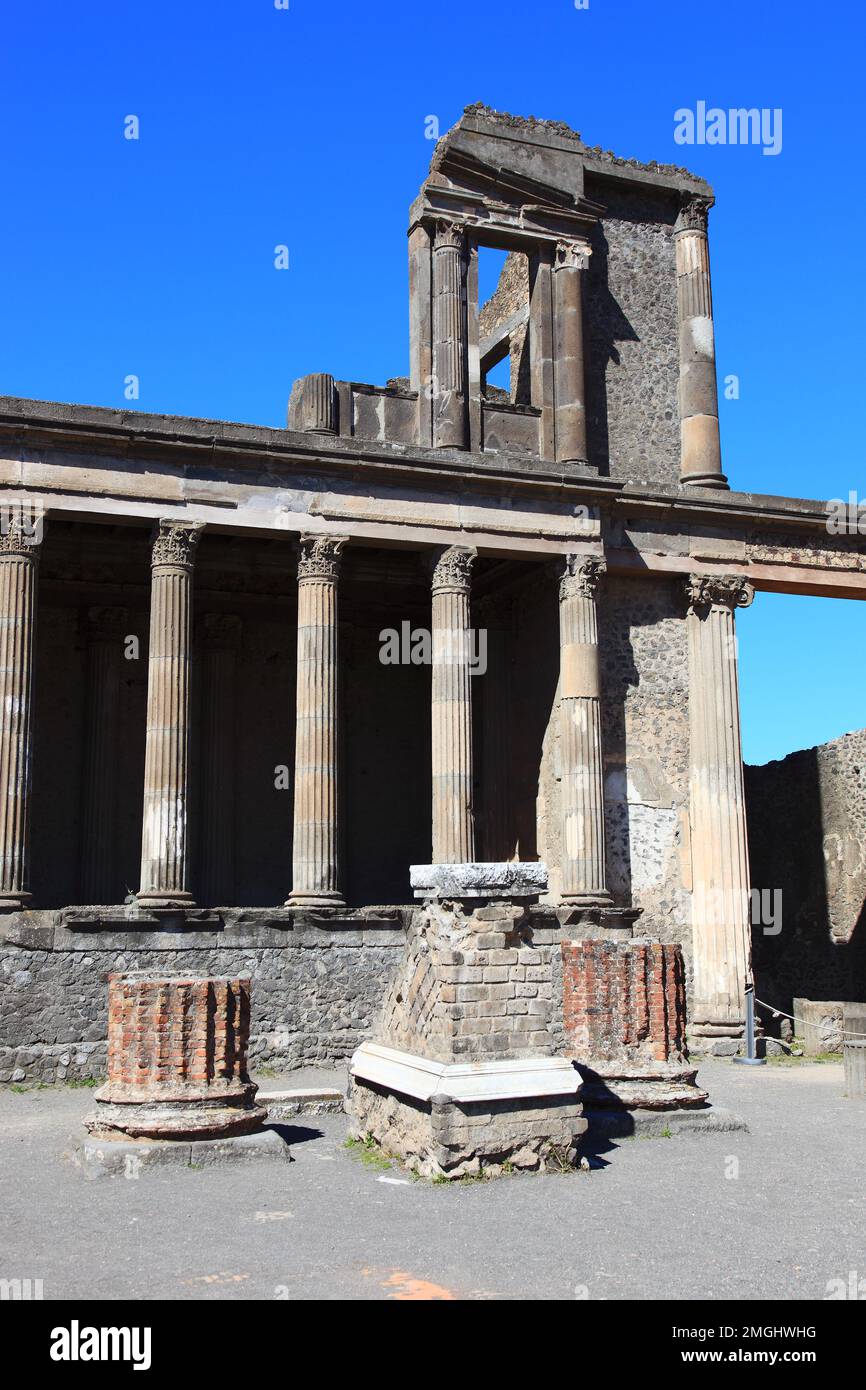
733, 982, 766, 1066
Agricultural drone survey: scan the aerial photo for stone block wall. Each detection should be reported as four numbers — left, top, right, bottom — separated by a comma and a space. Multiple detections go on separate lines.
746, 729, 866, 1020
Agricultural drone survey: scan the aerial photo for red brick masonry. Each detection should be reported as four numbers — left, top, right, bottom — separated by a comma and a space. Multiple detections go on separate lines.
562, 940, 688, 1064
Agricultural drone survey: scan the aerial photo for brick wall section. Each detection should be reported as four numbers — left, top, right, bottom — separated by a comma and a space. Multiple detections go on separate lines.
106, 972, 251, 1093
561, 940, 687, 1064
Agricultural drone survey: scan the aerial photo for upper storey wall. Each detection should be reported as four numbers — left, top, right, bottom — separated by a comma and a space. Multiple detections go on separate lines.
583, 178, 680, 487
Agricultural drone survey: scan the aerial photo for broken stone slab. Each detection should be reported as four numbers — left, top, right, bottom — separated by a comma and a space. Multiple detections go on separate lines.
410, 861, 548, 900
583, 1105, 748, 1141
257, 1087, 344, 1118
67, 1126, 291, 1179
351, 1040, 579, 1105
793, 998, 848, 1055
575, 1061, 709, 1111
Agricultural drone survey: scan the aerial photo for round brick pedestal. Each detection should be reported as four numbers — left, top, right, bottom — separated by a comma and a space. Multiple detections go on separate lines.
84, 972, 267, 1140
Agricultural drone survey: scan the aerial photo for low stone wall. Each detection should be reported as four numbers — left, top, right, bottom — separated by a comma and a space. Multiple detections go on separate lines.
0, 910, 406, 1084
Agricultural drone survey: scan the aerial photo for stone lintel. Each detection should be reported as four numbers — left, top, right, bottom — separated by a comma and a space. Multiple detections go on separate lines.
350, 1041, 580, 1105
409, 861, 548, 900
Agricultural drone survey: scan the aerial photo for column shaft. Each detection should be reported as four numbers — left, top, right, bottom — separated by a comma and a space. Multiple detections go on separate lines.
79, 606, 128, 903
287, 535, 347, 907
479, 595, 512, 862
432, 221, 468, 450
676, 197, 727, 488
431, 545, 476, 863
553, 240, 591, 466
137, 521, 202, 909
199, 614, 241, 906
686, 575, 754, 1035
558, 556, 610, 905
0, 519, 41, 909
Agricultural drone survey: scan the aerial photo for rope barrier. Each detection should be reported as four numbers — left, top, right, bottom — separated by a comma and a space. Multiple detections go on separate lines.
753, 996, 866, 1042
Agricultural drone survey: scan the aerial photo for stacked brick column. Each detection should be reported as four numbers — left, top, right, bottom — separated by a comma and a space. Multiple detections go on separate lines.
686, 574, 755, 1038
676, 196, 727, 489
79, 605, 128, 904
558, 555, 611, 905
431, 545, 477, 864
85, 971, 265, 1139
287, 534, 347, 907
0, 515, 41, 910
137, 520, 203, 909
561, 940, 688, 1064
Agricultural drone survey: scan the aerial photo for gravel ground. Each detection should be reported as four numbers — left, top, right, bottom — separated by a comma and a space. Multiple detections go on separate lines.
0, 1058, 862, 1301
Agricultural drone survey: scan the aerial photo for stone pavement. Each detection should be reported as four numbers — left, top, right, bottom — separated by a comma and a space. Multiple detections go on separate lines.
0, 1059, 862, 1301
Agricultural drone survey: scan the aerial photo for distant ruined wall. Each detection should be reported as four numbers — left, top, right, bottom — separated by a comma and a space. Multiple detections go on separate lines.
746, 730, 866, 1018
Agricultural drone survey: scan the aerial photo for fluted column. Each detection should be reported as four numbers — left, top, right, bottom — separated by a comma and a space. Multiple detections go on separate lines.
0, 518, 41, 910
79, 605, 128, 904
686, 575, 755, 1036
431, 545, 476, 863
137, 520, 203, 909
553, 239, 591, 467
558, 556, 611, 906
198, 613, 242, 907
676, 197, 727, 489
287, 535, 347, 907
432, 220, 468, 450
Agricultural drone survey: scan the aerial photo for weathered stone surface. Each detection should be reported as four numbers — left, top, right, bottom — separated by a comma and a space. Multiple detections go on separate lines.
791, 998, 845, 1055
562, 938, 688, 1065
69, 1126, 290, 1179
410, 861, 547, 900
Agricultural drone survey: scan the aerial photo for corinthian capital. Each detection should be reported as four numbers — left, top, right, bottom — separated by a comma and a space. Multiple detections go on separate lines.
675, 196, 712, 236
297, 534, 348, 582
151, 520, 204, 570
431, 544, 477, 593
685, 574, 754, 613
555, 239, 592, 271
0, 501, 44, 556
560, 555, 606, 603
432, 219, 464, 251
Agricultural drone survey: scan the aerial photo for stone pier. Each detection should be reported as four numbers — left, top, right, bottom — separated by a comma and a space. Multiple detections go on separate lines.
686, 575, 755, 1043
137, 521, 203, 910
287, 535, 347, 907
0, 517, 41, 911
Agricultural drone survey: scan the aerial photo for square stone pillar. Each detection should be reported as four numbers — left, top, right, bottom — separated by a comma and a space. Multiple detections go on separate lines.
137, 520, 203, 910
287, 534, 347, 907
558, 555, 611, 906
0, 515, 41, 911
686, 575, 754, 1039
430, 544, 476, 864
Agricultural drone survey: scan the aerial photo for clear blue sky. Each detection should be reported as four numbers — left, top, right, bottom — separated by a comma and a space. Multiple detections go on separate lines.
1, 0, 863, 764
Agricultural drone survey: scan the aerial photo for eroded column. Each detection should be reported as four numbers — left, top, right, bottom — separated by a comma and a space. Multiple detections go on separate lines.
553, 239, 591, 467
676, 197, 727, 489
0, 517, 41, 910
79, 605, 128, 904
137, 520, 203, 909
431, 545, 476, 864
558, 556, 611, 906
686, 575, 754, 1037
432, 220, 468, 450
199, 613, 242, 907
287, 535, 347, 907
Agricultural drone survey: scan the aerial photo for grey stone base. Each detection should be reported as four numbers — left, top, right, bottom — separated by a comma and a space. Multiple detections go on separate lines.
409, 861, 547, 900
583, 1104, 749, 1140
67, 1125, 292, 1179
575, 1062, 709, 1110
348, 1075, 586, 1179
258, 1087, 345, 1118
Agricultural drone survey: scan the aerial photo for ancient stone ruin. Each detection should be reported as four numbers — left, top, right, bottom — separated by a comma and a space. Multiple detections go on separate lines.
1, 105, 864, 1168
